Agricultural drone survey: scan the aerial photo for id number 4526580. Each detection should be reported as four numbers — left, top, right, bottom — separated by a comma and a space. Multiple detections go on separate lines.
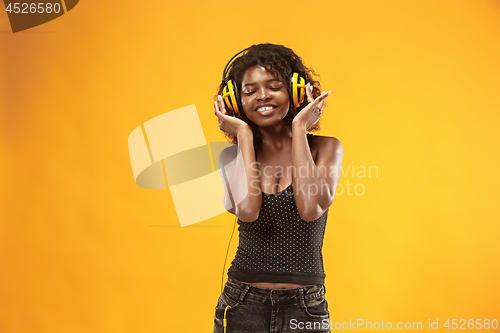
444, 319, 498, 329
6, 3, 62, 14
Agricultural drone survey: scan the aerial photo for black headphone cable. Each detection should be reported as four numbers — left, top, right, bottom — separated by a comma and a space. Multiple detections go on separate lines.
221, 215, 238, 293
221, 215, 237, 333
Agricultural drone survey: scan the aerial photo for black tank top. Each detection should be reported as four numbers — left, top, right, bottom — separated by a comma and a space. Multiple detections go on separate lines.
227, 134, 328, 285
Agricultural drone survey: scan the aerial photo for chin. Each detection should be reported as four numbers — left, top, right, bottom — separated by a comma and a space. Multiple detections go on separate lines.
257, 117, 289, 129
252, 111, 289, 127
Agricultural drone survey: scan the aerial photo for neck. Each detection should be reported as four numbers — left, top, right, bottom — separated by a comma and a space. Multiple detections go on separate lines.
257, 122, 292, 151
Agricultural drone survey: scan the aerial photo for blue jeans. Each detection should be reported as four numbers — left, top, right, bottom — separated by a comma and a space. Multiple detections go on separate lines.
213, 278, 331, 333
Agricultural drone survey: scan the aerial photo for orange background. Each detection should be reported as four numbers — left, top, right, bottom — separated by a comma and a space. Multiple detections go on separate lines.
1, 0, 499, 332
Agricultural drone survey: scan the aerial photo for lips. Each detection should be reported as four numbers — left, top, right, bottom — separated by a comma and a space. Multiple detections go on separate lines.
255, 104, 278, 115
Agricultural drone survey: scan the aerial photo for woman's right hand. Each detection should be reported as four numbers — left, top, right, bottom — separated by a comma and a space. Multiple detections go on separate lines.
214, 95, 251, 137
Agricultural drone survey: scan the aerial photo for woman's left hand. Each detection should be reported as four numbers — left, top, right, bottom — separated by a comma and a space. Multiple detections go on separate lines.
292, 83, 331, 131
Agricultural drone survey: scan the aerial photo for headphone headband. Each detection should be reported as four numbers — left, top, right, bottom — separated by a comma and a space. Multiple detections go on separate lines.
222, 46, 306, 83
222, 47, 250, 84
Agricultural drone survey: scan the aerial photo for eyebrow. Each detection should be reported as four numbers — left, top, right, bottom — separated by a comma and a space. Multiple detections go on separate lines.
243, 78, 282, 87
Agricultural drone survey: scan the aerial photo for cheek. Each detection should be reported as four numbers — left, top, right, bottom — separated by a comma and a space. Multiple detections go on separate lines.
241, 97, 253, 114
279, 90, 290, 104
280, 93, 291, 110
240, 99, 254, 119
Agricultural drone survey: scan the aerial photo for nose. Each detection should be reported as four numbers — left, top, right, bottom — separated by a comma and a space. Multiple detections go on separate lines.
255, 87, 270, 101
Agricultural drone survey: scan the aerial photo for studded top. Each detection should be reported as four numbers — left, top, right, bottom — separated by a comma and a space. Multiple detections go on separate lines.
227, 182, 329, 285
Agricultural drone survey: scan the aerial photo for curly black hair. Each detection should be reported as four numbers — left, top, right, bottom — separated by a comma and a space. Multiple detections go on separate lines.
216, 43, 322, 145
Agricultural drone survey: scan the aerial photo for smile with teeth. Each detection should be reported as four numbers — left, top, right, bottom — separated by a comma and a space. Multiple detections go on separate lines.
256, 106, 277, 112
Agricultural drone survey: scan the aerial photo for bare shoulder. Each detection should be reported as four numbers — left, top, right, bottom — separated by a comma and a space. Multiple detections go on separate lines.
310, 135, 343, 158
218, 144, 238, 167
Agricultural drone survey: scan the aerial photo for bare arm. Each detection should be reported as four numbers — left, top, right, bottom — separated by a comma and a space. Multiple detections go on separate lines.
215, 97, 262, 222
291, 128, 343, 221
291, 84, 344, 221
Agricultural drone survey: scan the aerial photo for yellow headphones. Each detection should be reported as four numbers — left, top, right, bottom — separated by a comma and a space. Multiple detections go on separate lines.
221, 47, 308, 117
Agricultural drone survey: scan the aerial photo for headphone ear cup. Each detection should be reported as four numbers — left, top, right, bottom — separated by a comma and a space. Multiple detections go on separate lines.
232, 81, 243, 117
290, 72, 307, 108
222, 79, 242, 116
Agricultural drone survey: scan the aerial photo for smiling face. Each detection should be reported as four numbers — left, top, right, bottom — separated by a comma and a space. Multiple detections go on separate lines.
240, 64, 290, 128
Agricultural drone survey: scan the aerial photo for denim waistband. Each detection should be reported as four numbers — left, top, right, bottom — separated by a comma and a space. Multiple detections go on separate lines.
223, 277, 325, 306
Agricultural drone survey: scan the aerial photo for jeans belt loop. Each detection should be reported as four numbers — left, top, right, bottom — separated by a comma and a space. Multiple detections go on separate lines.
298, 287, 307, 309
238, 284, 251, 303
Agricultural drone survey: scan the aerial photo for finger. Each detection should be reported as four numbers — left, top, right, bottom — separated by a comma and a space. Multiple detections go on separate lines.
214, 101, 222, 119
218, 95, 229, 116
214, 100, 226, 121
306, 83, 314, 104
313, 90, 331, 106
306, 92, 329, 117
321, 91, 331, 109
318, 98, 325, 111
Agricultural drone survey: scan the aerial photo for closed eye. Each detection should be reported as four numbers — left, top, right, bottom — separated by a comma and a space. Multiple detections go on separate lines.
242, 86, 282, 96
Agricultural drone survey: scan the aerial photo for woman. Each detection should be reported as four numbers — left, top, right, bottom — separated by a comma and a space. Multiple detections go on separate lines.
213, 44, 343, 333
